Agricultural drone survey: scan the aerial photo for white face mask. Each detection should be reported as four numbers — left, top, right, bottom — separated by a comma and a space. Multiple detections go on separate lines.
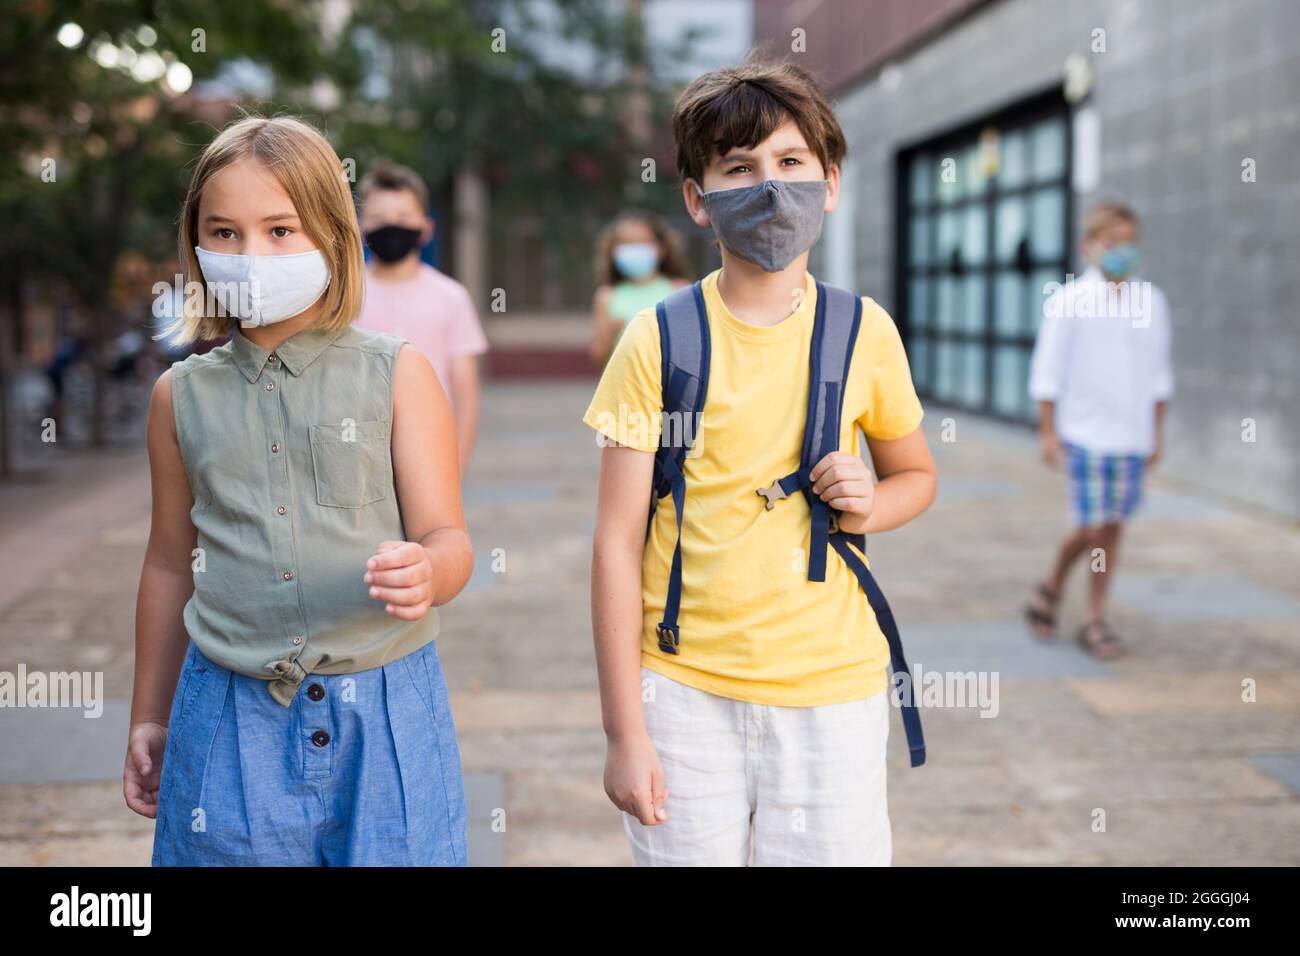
194, 246, 331, 327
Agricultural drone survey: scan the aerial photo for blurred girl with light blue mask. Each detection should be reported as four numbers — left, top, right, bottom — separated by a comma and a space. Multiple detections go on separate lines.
590, 210, 693, 367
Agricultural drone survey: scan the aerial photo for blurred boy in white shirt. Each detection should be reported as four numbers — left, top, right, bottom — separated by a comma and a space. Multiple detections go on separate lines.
1024, 201, 1174, 658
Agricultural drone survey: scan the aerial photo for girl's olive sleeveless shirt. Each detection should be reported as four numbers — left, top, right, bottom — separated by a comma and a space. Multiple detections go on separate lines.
169, 323, 437, 706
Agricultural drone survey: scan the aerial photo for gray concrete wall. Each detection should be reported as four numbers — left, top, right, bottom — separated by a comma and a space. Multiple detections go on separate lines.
821, 0, 1300, 518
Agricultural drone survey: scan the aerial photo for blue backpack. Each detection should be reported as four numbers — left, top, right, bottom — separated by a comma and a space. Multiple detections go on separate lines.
649, 279, 926, 768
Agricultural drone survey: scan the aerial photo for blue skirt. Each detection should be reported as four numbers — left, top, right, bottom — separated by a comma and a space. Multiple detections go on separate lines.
151, 638, 467, 866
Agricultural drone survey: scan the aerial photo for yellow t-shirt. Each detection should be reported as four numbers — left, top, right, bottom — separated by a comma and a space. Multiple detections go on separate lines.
582, 268, 924, 706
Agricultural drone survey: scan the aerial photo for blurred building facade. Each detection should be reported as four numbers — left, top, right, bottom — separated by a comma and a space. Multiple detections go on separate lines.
754, 0, 1300, 518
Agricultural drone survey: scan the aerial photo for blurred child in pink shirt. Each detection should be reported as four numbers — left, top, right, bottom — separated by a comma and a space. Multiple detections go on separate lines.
356, 162, 488, 472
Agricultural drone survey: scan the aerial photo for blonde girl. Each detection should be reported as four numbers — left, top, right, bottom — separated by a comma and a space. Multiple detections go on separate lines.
123, 116, 472, 865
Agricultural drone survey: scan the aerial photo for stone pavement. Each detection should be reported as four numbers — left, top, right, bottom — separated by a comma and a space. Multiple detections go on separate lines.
1, 381, 1298, 865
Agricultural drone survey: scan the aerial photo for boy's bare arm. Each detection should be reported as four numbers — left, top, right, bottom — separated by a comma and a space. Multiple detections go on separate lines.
812, 426, 937, 535
1037, 400, 1061, 464
1149, 399, 1167, 466
447, 353, 480, 476
1037, 399, 1055, 434
591, 440, 669, 825
590, 442, 653, 741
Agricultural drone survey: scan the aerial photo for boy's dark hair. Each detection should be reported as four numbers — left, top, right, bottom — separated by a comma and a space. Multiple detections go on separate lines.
671, 55, 848, 186
358, 160, 429, 211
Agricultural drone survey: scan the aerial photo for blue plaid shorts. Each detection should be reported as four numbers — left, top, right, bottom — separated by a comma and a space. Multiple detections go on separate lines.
151, 638, 467, 866
1063, 441, 1146, 527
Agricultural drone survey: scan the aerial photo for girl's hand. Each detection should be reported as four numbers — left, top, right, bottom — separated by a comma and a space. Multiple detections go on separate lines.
810, 451, 876, 527
364, 540, 436, 620
604, 732, 669, 826
123, 720, 168, 818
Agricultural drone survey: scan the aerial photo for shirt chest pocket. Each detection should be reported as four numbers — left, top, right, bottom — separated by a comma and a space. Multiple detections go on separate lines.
308, 419, 391, 508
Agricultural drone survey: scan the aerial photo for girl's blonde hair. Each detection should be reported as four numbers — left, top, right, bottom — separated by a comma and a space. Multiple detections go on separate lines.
165, 115, 363, 344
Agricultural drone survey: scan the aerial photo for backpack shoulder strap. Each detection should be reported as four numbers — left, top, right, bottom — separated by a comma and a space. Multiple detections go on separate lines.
752, 281, 862, 575
756, 280, 927, 768
649, 280, 709, 654
652, 281, 709, 497
817, 282, 926, 767
799, 281, 863, 581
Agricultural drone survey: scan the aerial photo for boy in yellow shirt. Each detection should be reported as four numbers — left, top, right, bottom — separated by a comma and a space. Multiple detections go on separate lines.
584, 58, 937, 866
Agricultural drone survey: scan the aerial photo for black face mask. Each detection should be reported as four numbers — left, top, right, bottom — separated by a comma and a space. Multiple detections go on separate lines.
364, 224, 423, 263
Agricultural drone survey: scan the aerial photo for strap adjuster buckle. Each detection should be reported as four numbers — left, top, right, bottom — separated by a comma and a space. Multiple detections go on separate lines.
756, 480, 789, 511
656, 623, 680, 654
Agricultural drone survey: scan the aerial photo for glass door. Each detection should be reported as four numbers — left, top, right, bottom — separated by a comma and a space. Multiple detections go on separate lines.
898, 95, 1071, 423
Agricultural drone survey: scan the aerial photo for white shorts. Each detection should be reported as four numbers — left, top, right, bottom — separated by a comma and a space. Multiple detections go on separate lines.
625, 666, 892, 866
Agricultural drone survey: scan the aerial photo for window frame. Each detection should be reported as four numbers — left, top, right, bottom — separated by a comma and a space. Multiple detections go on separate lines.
894, 88, 1074, 424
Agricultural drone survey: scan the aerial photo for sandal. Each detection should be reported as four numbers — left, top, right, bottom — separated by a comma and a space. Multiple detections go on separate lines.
1024, 581, 1059, 640
1076, 620, 1126, 660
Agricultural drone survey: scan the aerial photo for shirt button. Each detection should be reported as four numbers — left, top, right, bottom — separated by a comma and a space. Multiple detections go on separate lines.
265, 381, 275, 391
283, 570, 294, 581
271, 442, 280, 453
311, 730, 330, 747
292, 635, 303, 645
276, 505, 287, 515
268, 353, 279, 364
306, 683, 325, 701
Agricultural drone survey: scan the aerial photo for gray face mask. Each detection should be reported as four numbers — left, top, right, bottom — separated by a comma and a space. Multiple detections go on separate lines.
694, 178, 828, 272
